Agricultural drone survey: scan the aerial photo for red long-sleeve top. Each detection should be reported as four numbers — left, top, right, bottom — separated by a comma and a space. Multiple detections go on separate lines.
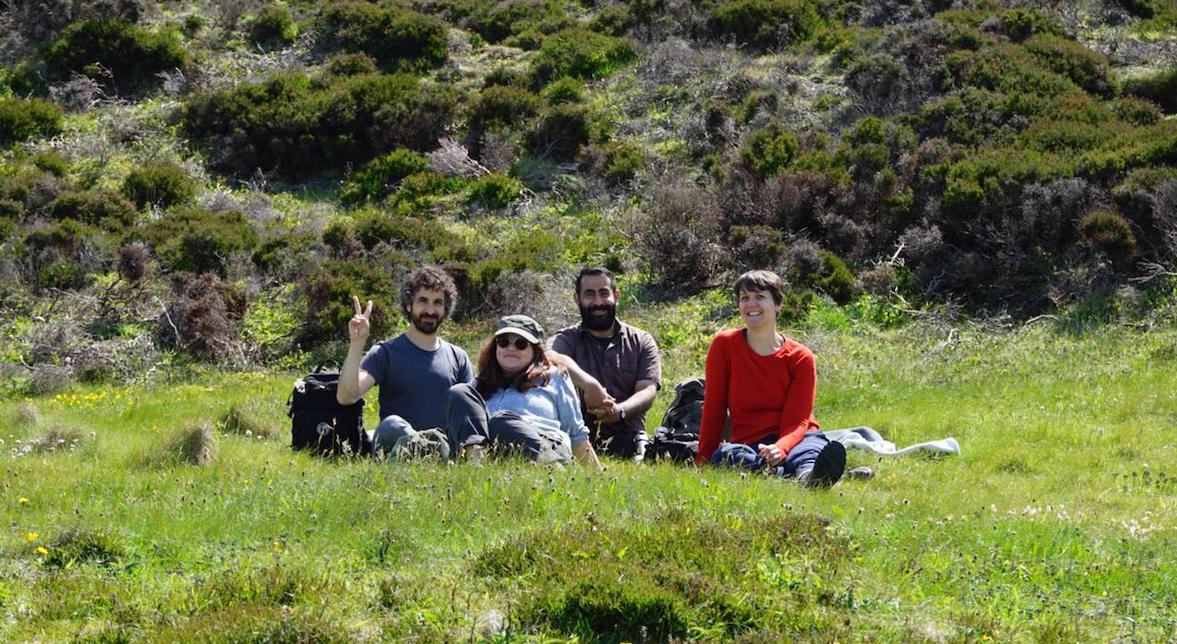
695, 328, 819, 465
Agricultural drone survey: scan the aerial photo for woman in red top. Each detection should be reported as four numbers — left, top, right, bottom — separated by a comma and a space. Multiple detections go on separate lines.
696, 270, 846, 486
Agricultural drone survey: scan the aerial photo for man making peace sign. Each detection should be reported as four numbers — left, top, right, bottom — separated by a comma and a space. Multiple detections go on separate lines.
337, 265, 475, 456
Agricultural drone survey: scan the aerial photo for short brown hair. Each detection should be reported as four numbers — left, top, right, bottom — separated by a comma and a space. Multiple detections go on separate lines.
733, 270, 785, 305
400, 265, 458, 318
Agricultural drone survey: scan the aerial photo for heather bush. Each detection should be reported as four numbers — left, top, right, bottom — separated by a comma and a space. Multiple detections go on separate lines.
945, 44, 1078, 97
580, 141, 644, 185
467, 86, 543, 148
466, 174, 522, 210
298, 259, 399, 346
456, 0, 572, 44
43, 19, 187, 94
739, 124, 799, 176
122, 161, 197, 209
322, 52, 378, 78
137, 207, 258, 276
1079, 209, 1137, 263
0, 98, 64, 147
632, 181, 722, 289
250, 230, 317, 278
31, 151, 69, 176
160, 272, 240, 361
844, 18, 960, 116
1110, 96, 1162, 126
529, 28, 636, 87
249, 4, 299, 48
526, 103, 597, 160
542, 77, 586, 105
49, 189, 137, 230
340, 149, 428, 205
318, 3, 448, 71
726, 225, 787, 273
1022, 35, 1111, 96
998, 8, 1066, 42
183, 73, 455, 178
117, 243, 151, 283
351, 208, 465, 253
708, 0, 821, 48
1122, 67, 1177, 113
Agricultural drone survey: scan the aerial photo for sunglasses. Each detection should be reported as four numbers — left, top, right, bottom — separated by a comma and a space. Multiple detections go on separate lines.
495, 335, 531, 350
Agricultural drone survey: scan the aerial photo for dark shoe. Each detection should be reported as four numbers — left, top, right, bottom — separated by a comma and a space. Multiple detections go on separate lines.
805, 440, 846, 488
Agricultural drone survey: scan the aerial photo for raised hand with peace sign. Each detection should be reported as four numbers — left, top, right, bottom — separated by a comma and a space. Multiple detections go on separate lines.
349, 295, 373, 345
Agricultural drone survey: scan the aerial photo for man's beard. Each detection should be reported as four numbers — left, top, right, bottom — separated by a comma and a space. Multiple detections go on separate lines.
410, 311, 443, 334
579, 303, 617, 332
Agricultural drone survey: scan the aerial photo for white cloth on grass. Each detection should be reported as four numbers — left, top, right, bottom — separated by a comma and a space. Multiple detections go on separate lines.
823, 426, 960, 456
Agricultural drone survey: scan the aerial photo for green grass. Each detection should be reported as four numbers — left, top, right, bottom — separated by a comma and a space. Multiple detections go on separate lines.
1, 308, 1176, 640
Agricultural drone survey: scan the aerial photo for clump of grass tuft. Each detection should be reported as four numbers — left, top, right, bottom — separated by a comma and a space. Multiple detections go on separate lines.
42, 527, 128, 569
162, 421, 218, 465
219, 400, 282, 440
16, 401, 40, 426
196, 565, 336, 611
15, 422, 87, 456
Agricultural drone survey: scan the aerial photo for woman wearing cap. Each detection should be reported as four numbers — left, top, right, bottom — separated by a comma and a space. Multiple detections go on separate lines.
695, 270, 846, 487
445, 315, 603, 470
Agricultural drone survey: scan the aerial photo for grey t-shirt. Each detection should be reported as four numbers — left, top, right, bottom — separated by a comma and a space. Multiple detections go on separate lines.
361, 334, 474, 429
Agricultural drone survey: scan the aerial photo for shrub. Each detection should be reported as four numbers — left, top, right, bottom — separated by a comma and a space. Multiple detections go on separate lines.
160, 273, 240, 360
740, 124, 799, 176
183, 72, 455, 178
632, 181, 723, 288
249, 5, 299, 47
815, 250, 859, 304
117, 243, 151, 283
38, 260, 90, 290
1110, 96, 1162, 126
580, 140, 643, 184
727, 225, 787, 272
319, 3, 448, 71
466, 173, 521, 209
122, 161, 197, 209
709, 0, 821, 48
457, 0, 572, 44
1023, 35, 1111, 96
1122, 67, 1177, 114
529, 28, 636, 87
1079, 209, 1137, 262
351, 208, 463, 251
467, 85, 542, 137
999, 8, 1066, 42
31, 151, 69, 176
526, 103, 596, 160
137, 207, 257, 276
340, 148, 428, 204
43, 19, 187, 93
322, 52, 378, 77
298, 259, 399, 346
49, 189, 137, 230
542, 77, 586, 104
0, 98, 63, 147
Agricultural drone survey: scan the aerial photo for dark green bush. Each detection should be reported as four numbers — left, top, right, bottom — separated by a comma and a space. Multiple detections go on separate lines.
340, 148, 428, 205
319, 3, 448, 71
845, 116, 886, 145
0, 98, 63, 147
1122, 67, 1177, 113
709, 0, 821, 49
1120, 0, 1160, 19
389, 171, 467, 212
589, 5, 633, 36
483, 66, 529, 88
529, 28, 636, 87
740, 124, 799, 176
999, 8, 1066, 42
322, 52, 378, 77
1023, 35, 1111, 96
43, 19, 187, 93
0, 198, 21, 220
49, 189, 137, 230
183, 72, 454, 178
459, 0, 572, 44
31, 151, 69, 176
466, 173, 521, 209
122, 161, 197, 209
38, 260, 90, 291
526, 103, 596, 160
23, 219, 87, 254
542, 77, 586, 104
581, 140, 644, 184
467, 85, 542, 137
815, 251, 858, 305
351, 208, 463, 251
137, 207, 258, 276
249, 5, 299, 47
0, 214, 14, 242
251, 230, 316, 274
1110, 96, 1162, 126
298, 259, 400, 346
945, 44, 1078, 97
1079, 209, 1137, 262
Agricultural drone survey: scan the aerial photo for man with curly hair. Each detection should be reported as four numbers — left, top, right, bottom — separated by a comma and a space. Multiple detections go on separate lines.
337, 265, 474, 456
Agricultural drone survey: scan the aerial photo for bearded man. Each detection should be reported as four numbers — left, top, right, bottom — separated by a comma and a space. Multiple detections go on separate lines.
337, 265, 474, 455
550, 267, 662, 459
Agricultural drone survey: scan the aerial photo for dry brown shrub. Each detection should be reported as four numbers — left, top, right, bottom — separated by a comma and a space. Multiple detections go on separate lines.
631, 179, 723, 289
17, 401, 41, 426
29, 364, 75, 395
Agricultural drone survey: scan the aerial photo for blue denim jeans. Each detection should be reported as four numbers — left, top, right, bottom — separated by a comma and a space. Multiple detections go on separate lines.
711, 431, 831, 478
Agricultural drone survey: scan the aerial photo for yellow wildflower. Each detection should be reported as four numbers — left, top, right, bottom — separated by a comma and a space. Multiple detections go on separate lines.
25, 532, 38, 542
36, 546, 48, 555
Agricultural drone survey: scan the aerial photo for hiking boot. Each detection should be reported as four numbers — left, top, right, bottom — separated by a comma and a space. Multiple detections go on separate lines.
802, 440, 846, 488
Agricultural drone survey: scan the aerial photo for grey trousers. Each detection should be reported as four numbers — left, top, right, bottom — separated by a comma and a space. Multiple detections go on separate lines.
445, 383, 571, 463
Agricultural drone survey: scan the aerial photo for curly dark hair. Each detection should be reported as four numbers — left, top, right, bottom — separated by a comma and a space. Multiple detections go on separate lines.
474, 335, 554, 398
400, 265, 458, 319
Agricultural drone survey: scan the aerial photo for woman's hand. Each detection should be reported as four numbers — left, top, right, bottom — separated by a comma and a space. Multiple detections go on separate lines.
758, 443, 784, 466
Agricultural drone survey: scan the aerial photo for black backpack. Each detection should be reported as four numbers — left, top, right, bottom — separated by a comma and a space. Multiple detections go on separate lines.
648, 378, 704, 463
287, 364, 370, 457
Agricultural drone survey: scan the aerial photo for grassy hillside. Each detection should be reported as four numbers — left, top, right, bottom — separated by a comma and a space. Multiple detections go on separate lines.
2, 301, 1176, 640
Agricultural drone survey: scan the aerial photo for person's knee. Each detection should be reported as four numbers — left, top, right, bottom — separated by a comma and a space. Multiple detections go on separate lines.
375, 415, 415, 448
